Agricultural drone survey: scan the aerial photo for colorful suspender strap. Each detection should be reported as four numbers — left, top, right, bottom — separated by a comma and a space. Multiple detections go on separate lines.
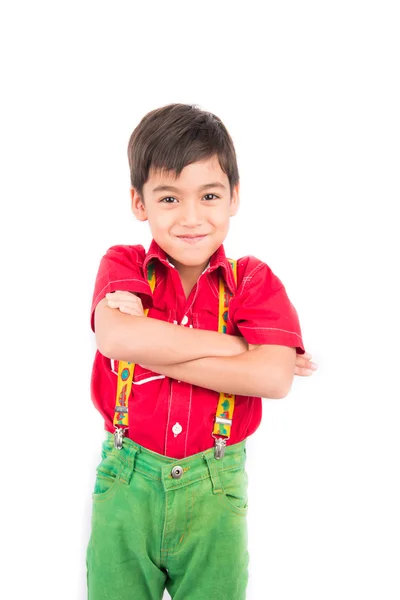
212, 258, 237, 459
112, 260, 157, 449
112, 258, 238, 458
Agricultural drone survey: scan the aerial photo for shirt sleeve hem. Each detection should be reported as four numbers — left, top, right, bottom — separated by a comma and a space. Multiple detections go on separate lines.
239, 328, 305, 354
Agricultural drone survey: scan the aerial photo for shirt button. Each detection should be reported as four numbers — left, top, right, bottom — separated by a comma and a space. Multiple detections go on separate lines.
172, 422, 182, 436
171, 465, 183, 479
181, 315, 188, 325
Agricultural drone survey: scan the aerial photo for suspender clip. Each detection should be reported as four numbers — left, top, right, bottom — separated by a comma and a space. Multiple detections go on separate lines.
114, 426, 127, 450
214, 437, 227, 460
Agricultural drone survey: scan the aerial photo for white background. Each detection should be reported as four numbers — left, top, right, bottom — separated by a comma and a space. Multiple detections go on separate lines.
1, 1, 399, 598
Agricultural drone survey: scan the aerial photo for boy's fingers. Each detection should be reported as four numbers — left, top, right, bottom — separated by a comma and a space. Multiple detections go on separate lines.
108, 298, 139, 307
106, 292, 142, 306
118, 305, 131, 314
107, 300, 141, 315
294, 366, 313, 376
109, 303, 144, 316
296, 355, 310, 366
295, 356, 318, 370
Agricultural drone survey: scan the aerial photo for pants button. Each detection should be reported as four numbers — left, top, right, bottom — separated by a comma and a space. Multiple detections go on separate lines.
171, 465, 183, 479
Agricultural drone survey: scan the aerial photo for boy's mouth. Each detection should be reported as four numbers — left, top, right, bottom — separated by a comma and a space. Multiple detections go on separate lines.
176, 234, 208, 244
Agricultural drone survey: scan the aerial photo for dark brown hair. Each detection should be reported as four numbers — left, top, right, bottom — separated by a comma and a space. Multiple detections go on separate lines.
127, 103, 239, 202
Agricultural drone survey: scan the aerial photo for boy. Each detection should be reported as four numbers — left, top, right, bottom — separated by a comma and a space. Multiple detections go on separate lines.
86, 103, 317, 600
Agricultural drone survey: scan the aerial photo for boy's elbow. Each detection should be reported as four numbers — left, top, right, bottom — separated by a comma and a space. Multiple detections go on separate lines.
263, 386, 289, 400
95, 328, 115, 359
274, 371, 295, 399
94, 298, 136, 359
263, 370, 294, 399
271, 349, 296, 399
96, 337, 115, 360
252, 344, 296, 400
94, 299, 112, 356
272, 384, 292, 399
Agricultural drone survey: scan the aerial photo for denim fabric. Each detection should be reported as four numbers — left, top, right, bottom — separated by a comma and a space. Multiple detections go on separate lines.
86, 432, 249, 599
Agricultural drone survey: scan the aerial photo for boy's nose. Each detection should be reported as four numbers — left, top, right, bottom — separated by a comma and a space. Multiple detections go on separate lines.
180, 204, 202, 225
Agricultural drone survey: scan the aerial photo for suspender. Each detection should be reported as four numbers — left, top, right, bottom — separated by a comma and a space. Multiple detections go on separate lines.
113, 259, 237, 460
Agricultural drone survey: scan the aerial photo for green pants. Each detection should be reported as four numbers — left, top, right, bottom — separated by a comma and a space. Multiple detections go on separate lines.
86, 432, 249, 599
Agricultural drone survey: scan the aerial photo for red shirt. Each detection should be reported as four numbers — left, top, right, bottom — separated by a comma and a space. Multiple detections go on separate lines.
90, 238, 305, 458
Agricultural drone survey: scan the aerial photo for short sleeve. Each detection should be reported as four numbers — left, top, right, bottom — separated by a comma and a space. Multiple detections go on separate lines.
90, 245, 153, 333
229, 261, 305, 354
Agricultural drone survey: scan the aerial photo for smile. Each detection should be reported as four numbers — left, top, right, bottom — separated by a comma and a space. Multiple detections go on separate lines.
177, 235, 208, 244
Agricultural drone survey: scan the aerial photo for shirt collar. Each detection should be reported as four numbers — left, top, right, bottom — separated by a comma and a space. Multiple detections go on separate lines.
143, 238, 236, 294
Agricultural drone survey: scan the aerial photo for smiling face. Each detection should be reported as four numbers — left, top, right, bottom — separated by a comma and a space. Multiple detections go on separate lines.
131, 154, 240, 283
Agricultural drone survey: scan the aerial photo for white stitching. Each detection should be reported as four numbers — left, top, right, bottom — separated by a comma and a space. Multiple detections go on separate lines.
206, 276, 219, 300
144, 253, 159, 263
227, 260, 243, 329
155, 276, 166, 290
185, 270, 204, 314
238, 326, 302, 338
237, 262, 266, 295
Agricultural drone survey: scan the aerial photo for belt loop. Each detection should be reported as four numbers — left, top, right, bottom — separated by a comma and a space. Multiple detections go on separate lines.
119, 446, 138, 485
203, 451, 223, 495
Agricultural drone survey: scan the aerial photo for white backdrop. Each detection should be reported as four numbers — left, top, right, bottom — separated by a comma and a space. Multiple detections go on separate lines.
1, 1, 399, 598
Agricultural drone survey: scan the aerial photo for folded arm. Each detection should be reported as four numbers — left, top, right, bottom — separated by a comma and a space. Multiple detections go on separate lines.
140, 344, 296, 399
95, 298, 247, 364
95, 299, 296, 397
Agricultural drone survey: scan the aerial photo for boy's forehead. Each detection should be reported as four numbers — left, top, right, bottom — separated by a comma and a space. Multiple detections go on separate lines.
147, 156, 228, 191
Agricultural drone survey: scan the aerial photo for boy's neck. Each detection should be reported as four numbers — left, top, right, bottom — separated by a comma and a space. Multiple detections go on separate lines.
167, 256, 211, 296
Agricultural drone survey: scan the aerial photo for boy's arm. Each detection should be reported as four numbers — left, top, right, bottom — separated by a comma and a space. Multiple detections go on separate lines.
96, 299, 247, 365
140, 344, 296, 399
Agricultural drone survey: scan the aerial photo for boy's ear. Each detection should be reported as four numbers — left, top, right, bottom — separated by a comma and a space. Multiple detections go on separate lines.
131, 187, 148, 221
229, 182, 240, 217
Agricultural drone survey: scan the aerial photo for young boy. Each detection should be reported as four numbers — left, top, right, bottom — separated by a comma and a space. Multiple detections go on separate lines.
86, 103, 316, 600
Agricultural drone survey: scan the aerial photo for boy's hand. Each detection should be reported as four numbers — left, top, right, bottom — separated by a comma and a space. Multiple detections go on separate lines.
105, 291, 144, 317
296, 352, 318, 376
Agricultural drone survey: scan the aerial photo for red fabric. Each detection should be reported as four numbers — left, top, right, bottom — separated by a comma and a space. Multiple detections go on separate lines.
90, 238, 305, 458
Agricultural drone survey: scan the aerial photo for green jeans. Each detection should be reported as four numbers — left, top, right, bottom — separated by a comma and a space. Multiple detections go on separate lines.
86, 432, 249, 599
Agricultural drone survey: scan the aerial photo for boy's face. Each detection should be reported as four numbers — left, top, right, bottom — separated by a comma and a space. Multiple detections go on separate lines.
131, 154, 239, 283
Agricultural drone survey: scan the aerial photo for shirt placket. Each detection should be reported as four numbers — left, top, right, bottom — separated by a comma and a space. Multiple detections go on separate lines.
164, 261, 209, 458
165, 310, 193, 457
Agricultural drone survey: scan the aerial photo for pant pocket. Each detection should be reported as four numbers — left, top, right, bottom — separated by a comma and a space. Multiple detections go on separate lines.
217, 464, 249, 516
92, 440, 123, 501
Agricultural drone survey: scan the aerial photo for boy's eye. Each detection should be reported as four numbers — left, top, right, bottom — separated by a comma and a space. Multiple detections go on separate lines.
159, 194, 219, 203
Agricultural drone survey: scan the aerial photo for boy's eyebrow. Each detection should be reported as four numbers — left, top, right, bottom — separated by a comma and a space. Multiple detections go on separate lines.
152, 182, 226, 193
